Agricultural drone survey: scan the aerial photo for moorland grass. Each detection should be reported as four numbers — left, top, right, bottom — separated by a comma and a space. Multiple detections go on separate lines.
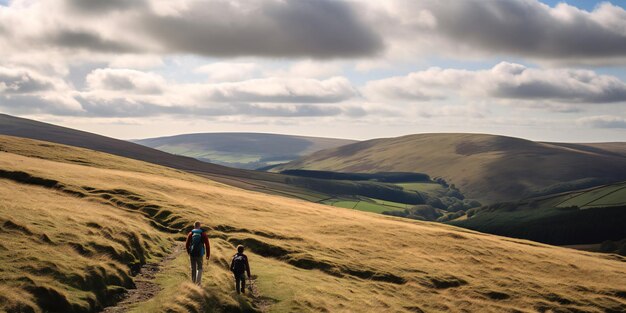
0, 136, 625, 312
0, 180, 171, 313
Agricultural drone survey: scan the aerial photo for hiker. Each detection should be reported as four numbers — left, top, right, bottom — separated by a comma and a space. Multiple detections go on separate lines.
185, 221, 211, 285
230, 245, 251, 294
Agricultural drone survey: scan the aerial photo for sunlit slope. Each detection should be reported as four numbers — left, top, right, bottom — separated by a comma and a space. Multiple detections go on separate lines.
134, 133, 356, 169
0, 114, 332, 200
0, 114, 235, 176
275, 133, 626, 203
0, 136, 625, 313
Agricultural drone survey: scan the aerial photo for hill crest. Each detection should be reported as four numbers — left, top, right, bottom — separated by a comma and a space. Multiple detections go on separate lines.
133, 132, 356, 170
274, 133, 626, 203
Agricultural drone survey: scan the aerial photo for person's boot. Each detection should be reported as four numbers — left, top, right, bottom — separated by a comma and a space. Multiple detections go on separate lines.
196, 269, 203, 286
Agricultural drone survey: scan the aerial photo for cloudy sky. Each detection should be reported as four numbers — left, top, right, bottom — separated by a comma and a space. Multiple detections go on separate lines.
1, 0, 626, 142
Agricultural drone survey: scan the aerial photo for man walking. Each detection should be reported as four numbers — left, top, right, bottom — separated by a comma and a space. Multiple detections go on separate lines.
230, 245, 251, 294
185, 221, 211, 285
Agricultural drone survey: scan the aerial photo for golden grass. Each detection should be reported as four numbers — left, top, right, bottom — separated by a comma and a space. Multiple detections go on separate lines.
0, 179, 171, 312
0, 135, 625, 312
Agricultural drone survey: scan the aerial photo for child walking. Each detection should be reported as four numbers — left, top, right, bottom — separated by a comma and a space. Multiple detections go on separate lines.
230, 245, 251, 294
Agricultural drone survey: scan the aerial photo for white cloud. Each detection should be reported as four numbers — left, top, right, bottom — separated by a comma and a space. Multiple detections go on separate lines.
192, 76, 356, 103
0, 66, 58, 94
373, 0, 626, 65
195, 62, 260, 82
86, 68, 166, 94
0, 66, 83, 114
109, 55, 164, 69
137, 0, 383, 58
416, 104, 488, 119
266, 60, 343, 78
363, 62, 626, 104
578, 115, 626, 128
1, 0, 625, 141
0, 0, 382, 62
2, 66, 360, 118
4, 0, 626, 66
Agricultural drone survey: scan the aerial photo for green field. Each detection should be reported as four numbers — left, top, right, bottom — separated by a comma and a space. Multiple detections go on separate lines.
321, 199, 357, 209
294, 176, 479, 220
554, 183, 626, 209
354, 201, 403, 213
321, 197, 407, 213
371, 198, 410, 209
451, 205, 626, 245
397, 182, 445, 195
452, 182, 626, 246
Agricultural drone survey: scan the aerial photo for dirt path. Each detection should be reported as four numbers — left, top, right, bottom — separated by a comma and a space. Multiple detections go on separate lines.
101, 242, 275, 313
101, 242, 184, 313
247, 276, 277, 312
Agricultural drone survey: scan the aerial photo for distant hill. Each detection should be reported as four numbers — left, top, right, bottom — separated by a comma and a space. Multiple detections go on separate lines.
133, 133, 355, 169
0, 114, 440, 206
0, 113, 479, 221
451, 181, 626, 249
0, 114, 301, 195
0, 114, 236, 176
274, 133, 626, 203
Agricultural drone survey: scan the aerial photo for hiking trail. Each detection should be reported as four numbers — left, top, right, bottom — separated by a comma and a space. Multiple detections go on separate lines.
247, 275, 279, 312
100, 242, 184, 313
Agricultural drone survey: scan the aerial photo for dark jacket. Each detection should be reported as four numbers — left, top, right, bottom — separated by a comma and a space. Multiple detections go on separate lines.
230, 253, 251, 277
185, 229, 210, 257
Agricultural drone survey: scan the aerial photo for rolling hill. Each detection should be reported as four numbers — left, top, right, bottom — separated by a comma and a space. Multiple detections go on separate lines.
133, 133, 355, 170
1, 135, 625, 313
0, 114, 334, 200
274, 133, 626, 203
0, 114, 242, 177
0, 115, 477, 214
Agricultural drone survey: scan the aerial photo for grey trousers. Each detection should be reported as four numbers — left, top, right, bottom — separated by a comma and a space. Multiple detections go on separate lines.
190, 256, 204, 285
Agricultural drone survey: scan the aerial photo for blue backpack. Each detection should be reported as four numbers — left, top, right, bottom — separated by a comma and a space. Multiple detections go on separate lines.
189, 229, 204, 257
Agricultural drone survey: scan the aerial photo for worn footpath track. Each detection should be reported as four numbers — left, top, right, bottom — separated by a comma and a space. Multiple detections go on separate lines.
101, 243, 184, 313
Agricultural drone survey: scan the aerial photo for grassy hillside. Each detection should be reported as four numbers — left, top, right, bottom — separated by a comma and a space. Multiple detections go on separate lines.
0, 114, 351, 202
0, 114, 249, 178
0, 115, 476, 218
1, 135, 626, 313
133, 133, 355, 170
274, 133, 626, 203
451, 182, 626, 247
